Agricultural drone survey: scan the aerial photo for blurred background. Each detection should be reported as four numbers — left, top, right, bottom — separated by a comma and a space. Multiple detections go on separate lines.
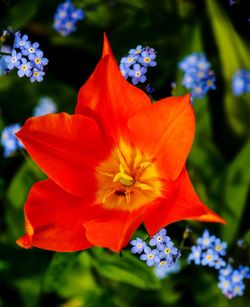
0, 0, 250, 306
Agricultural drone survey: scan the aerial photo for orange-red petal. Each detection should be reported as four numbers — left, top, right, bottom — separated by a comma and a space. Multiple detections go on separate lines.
75, 34, 151, 139
143, 168, 225, 236
16, 179, 95, 252
16, 113, 110, 197
128, 94, 195, 181
83, 208, 144, 252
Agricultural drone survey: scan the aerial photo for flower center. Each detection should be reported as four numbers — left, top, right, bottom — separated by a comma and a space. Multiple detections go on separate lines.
96, 140, 162, 211
164, 248, 171, 254
35, 58, 41, 64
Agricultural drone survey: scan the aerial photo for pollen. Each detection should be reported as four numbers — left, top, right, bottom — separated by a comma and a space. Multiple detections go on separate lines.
96, 140, 162, 211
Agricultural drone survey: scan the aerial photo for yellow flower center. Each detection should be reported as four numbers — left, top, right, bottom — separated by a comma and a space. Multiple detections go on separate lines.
127, 57, 134, 63
206, 255, 212, 260
164, 248, 171, 254
144, 57, 151, 63
96, 140, 162, 211
215, 245, 221, 251
33, 71, 39, 76
35, 58, 41, 64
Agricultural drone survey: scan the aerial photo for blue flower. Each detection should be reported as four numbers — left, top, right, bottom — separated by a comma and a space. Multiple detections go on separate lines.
214, 238, 227, 256
29, 50, 49, 70
214, 257, 226, 270
140, 247, 160, 267
0, 45, 12, 75
22, 42, 40, 56
130, 238, 146, 254
219, 264, 233, 279
33, 97, 57, 116
30, 69, 45, 83
138, 50, 157, 67
1, 124, 24, 157
158, 240, 179, 262
154, 260, 181, 279
119, 44, 157, 90
232, 69, 250, 96
17, 58, 32, 77
4, 49, 22, 70
182, 70, 196, 89
120, 55, 137, 68
187, 245, 203, 265
1, 30, 48, 82
71, 9, 85, 20
149, 228, 170, 247
218, 264, 249, 299
201, 249, 219, 267
197, 229, 216, 249
178, 52, 216, 100
239, 265, 250, 279
129, 45, 143, 56
128, 63, 147, 85
14, 33, 29, 50
53, 0, 85, 36
119, 63, 129, 79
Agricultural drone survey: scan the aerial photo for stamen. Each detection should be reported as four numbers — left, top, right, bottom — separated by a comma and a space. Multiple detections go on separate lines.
113, 172, 134, 186
125, 191, 131, 204
136, 161, 151, 172
99, 170, 115, 177
102, 188, 114, 203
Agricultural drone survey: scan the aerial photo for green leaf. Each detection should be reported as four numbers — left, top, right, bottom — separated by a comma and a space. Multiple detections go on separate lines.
4, 0, 41, 29
92, 248, 160, 290
218, 140, 250, 243
206, 0, 250, 137
5, 157, 44, 238
43, 252, 97, 299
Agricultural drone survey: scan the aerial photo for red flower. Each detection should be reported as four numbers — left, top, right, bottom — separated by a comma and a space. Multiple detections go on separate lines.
16, 35, 225, 252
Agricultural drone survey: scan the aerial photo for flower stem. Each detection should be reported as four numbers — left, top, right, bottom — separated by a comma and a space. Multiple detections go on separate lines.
0, 51, 11, 56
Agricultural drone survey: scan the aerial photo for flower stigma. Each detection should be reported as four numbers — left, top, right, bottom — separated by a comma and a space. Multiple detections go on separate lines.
96, 140, 162, 211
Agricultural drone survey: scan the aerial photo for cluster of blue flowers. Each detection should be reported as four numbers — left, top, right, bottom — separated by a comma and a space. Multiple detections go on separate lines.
119, 45, 157, 86
231, 69, 250, 96
0, 124, 23, 157
188, 229, 250, 299
130, 228, 181, 279
53, 0, 85, 36
1, 96, 57, 157
178, 52, 216, 99
218, 264, 250, 299
1, 31, 48, 82
188, 229, 227, 269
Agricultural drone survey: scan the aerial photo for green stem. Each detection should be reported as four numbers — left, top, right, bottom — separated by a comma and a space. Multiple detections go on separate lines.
0, 52, 11, 56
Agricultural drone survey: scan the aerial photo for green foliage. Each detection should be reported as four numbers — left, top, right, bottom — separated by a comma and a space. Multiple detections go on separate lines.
91, 248, 160, 290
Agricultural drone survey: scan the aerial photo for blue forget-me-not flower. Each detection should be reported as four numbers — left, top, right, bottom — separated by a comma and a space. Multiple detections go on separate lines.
178, 52, 216, 100
53, 0, 85, 36
119, 44, 157, 87
2, 30, 48, 82
1, 123, 24, 157
232, 69, 250, 96
33, 97, 58, 117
